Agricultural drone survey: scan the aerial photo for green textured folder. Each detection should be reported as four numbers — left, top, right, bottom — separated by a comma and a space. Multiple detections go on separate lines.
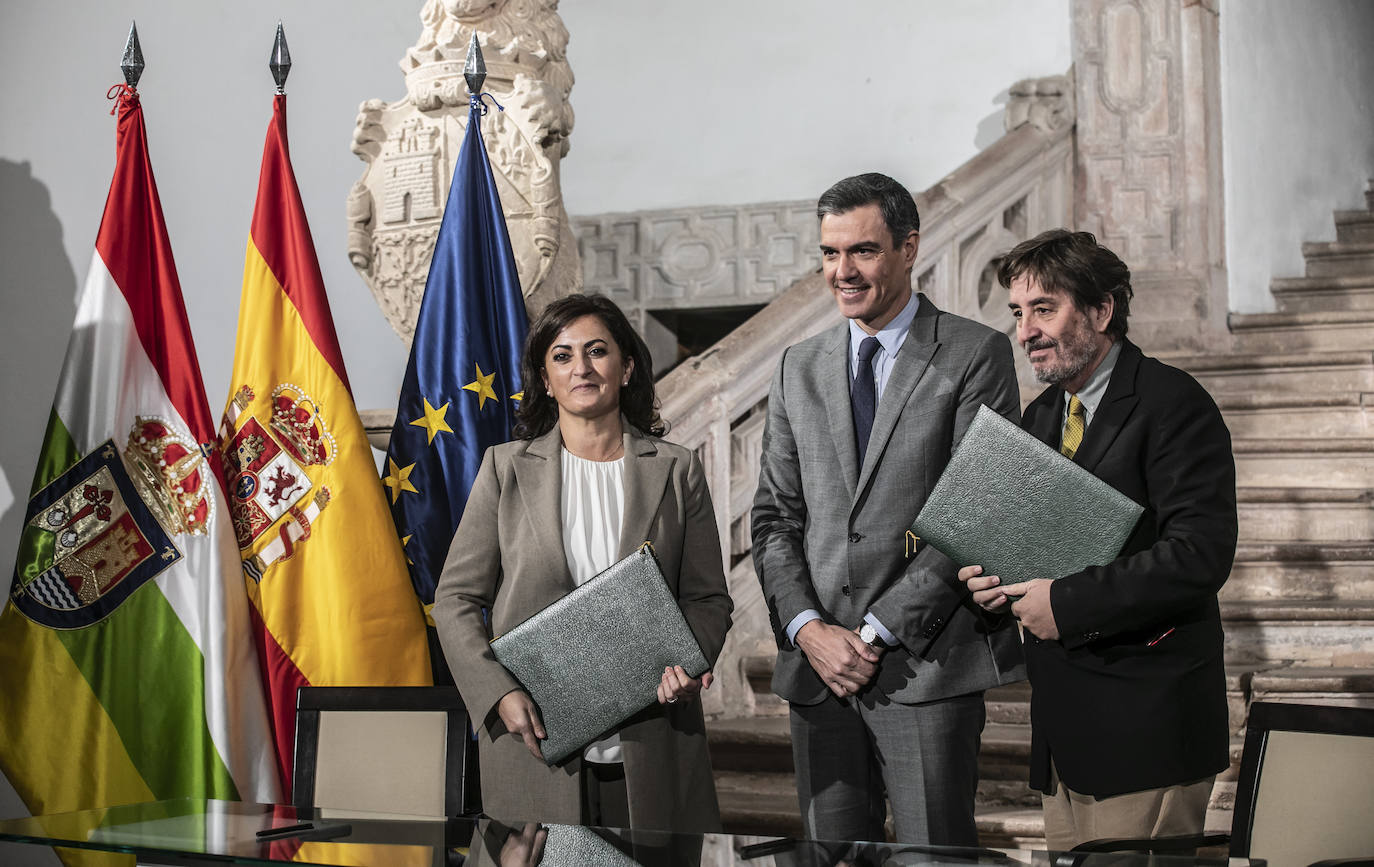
911, 405, 1144, 584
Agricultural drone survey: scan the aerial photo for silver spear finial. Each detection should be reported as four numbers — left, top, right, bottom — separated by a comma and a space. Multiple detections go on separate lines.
464, 32, 486, 97
270, 22, 292, 94
121, 21, 145, 88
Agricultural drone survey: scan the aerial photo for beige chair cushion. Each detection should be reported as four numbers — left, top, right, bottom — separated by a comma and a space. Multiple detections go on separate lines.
310, 709, 449, 818
1249, 728, 1374, 867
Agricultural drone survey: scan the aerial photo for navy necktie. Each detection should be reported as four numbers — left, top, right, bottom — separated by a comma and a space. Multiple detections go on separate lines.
851, 336, 881, 465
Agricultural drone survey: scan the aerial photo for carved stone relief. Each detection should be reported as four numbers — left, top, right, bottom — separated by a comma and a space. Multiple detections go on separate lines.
349, 0, 582, 344
1004, 73, 1076, 134
1071, 0, 1227, 350
573, 201, 821, 316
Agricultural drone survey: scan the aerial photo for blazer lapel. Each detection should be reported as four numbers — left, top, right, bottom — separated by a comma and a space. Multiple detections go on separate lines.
819, 325, 860, 498
513, 427, 575, 592
856, 295, 937, 496
1027, 389, 1064, 449
618, 427, 672, 558
1073, 339, 1141, 473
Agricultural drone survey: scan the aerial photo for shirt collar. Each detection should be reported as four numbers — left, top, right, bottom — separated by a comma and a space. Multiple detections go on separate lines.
1068, 338, 1121, 422
848, 292, 920, 360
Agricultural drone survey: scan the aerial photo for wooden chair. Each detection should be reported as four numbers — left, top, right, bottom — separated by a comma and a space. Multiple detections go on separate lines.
291, 685, 480, 819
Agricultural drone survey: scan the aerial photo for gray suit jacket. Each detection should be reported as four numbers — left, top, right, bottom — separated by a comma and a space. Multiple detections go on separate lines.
752, 294, 1025, 705
432, 424, 733, 832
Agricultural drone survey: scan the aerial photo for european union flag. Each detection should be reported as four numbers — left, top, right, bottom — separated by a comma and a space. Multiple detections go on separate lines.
384, 97, 528, 667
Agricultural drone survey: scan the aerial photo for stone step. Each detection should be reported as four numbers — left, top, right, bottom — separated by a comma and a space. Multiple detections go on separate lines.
1166, 349, 1374, 395
1232, 437, 1374, 487
1248, 665, 1374, 709
1215, 391, 1370, 438
714, 770, 799, 838
1236, 487, 1374, 542
707, 715, 791, 774
986, 681, 1031, 725
1222, 599, 1374, 667
1303, 240, 1374, 278
1227, 308, 1374, 354
1226, 541, 1374, 601
1271, 274, 1374, 313
976, 806, 1046, 850
1335, 209, 1374, 245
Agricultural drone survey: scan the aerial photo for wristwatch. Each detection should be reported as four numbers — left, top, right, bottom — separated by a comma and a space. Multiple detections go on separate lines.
859, 622, 884, 649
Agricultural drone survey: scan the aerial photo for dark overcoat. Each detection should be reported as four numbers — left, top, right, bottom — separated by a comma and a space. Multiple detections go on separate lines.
1023, 338, 1237, 797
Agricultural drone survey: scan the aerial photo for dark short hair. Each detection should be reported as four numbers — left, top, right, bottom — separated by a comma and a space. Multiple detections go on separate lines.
996, 229, 1133, 339
817, 172, 921, 246
513, 293, 665, 440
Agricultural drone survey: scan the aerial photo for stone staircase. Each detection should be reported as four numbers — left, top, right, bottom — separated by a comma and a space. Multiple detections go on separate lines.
703, 181, 1374, 846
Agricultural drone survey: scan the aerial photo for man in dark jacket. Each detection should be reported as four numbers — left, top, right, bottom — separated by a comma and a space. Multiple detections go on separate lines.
959, 229, 1237, 850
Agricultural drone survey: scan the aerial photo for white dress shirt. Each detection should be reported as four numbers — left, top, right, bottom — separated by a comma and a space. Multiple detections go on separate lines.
560, 448, 625, 764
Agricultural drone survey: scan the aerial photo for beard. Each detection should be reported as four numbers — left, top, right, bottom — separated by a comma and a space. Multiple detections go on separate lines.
1026, 319, 1103, 385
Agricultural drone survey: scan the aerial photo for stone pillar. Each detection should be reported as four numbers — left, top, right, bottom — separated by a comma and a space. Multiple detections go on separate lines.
1072, 0, 1227, 351
348, 0, 583, 345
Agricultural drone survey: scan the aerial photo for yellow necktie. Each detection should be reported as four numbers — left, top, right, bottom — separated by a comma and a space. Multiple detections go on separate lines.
1060, 394, 1086, 460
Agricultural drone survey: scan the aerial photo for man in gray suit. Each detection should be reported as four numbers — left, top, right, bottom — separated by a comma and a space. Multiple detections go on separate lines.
752, 173, 1026, 845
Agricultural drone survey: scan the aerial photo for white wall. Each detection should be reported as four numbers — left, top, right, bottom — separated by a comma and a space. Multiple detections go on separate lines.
1221, 0, 1374, 312
558, 1, 1072, 214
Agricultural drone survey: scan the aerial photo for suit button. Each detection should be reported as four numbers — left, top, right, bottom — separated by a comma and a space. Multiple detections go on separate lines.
848, 533, 862, 543
841, 585, 851, 596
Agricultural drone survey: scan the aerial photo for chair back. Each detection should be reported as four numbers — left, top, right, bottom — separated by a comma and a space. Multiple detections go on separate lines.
1233, 701, 1374, 866
292, 686, 478, 819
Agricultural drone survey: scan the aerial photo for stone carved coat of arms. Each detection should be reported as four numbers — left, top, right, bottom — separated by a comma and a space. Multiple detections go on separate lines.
347, 0, 583, 345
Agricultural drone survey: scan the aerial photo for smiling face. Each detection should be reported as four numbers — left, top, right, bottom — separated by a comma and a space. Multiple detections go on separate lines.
820, 203, 919, 334
540, 314, 633, 423
1008, 273, 1114, 394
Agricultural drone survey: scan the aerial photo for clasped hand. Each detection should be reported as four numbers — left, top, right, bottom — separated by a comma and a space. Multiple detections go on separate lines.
795, 620, 881, 698
956, 565, 1060, 640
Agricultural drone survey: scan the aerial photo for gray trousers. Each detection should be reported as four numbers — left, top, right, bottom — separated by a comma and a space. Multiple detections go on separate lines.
789, 691, 985, 846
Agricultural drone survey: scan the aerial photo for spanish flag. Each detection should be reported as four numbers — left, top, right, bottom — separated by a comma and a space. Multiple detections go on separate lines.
222, 94, 431, 795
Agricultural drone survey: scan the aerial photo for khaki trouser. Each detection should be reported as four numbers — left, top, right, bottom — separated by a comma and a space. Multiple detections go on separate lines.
1042, 762, 1214, 852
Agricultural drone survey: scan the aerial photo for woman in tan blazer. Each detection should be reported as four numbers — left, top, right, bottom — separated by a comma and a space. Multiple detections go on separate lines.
432, 294, 733, 832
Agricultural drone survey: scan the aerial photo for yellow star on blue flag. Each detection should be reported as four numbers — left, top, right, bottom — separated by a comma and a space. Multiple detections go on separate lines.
462, 364, 499, 410
383, 458, 419, 504
409, 398, 454, 444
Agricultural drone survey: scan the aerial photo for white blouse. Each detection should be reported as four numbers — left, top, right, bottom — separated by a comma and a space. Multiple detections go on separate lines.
560, 448, 626, 764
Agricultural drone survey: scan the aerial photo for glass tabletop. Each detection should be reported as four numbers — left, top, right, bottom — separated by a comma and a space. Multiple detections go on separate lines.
0, 798, 1248, 866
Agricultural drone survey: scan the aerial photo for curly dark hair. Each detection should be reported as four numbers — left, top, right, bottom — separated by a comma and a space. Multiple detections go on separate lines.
513, 294, 665, 440
997, 229, 1133, 339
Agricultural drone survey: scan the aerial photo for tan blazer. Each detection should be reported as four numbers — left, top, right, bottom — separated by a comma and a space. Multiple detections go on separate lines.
432, 423, 734, 832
